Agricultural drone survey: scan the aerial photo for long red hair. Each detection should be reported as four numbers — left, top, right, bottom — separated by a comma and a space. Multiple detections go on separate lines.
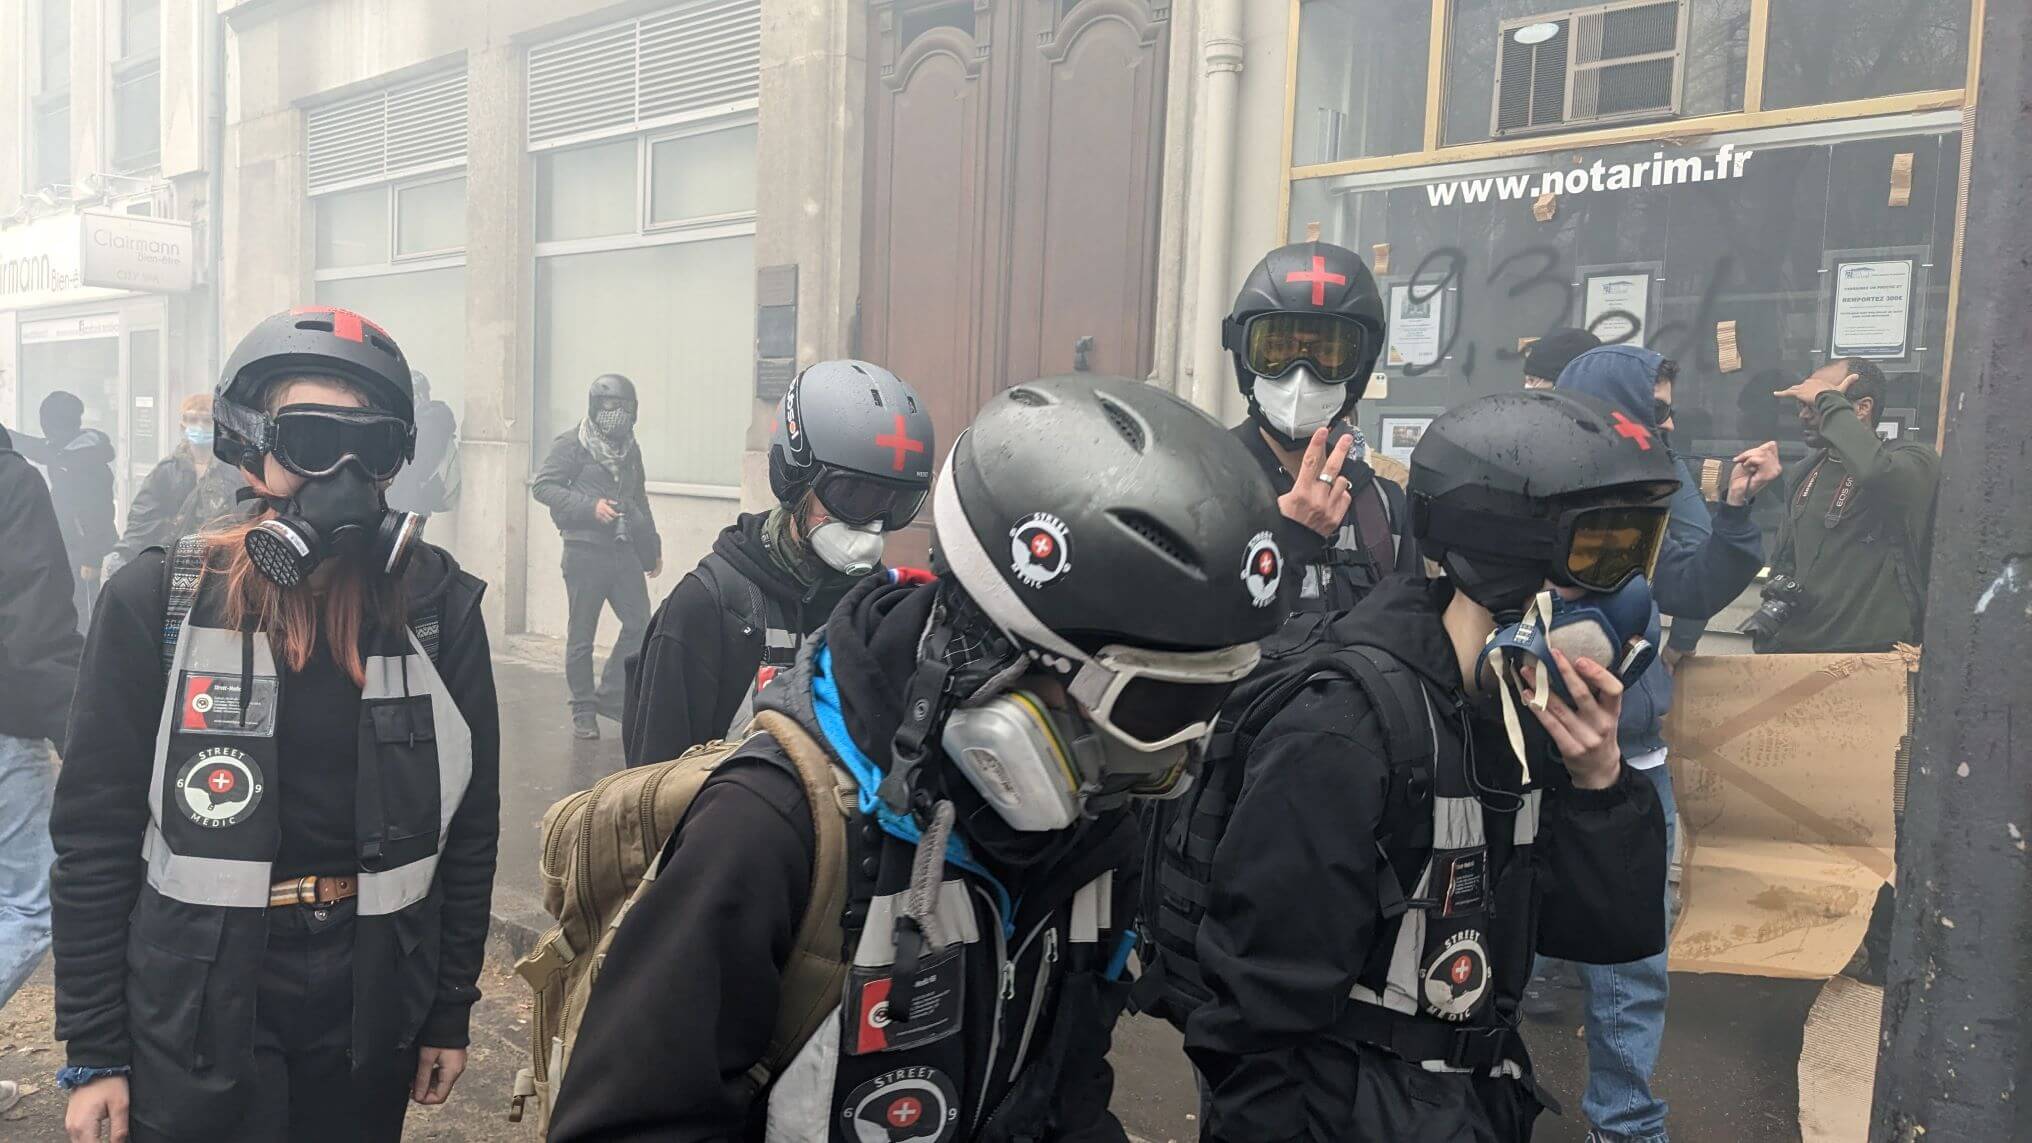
195, 377, 405, 686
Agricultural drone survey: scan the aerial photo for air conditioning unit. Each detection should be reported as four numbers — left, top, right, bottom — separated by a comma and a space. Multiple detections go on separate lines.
1493, 0, 1688, 137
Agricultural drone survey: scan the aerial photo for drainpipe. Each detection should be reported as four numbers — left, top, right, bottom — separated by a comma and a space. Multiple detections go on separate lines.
205, 7, 226, 383
1189, 0, 1245, 415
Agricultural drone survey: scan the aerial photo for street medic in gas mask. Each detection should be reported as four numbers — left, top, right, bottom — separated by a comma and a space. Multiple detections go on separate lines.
1223, 241, 1417, 614
549, 375, 1286, 1143
50, 307, 499, 1143
1160, 391, 1675, 1142
622, 359, 936, 767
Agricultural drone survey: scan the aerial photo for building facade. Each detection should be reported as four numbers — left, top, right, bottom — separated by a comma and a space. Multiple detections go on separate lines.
2, 0, 216, 516
4, 0, 1985, 644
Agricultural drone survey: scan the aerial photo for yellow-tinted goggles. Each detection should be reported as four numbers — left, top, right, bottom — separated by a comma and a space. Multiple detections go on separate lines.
1563, 505, 1670, 592
1242, 312, 1370, 383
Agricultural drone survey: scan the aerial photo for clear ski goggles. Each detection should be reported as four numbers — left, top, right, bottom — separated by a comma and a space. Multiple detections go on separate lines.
812, 467, 929, 530
1063, 641, 1261, 752
1238, 312, 1371, 383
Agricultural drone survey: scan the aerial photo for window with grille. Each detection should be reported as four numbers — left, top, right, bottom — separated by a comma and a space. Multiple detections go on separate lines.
526, 0, 760, 149
1493, 0, 1687, 136
306, 69, 469, 195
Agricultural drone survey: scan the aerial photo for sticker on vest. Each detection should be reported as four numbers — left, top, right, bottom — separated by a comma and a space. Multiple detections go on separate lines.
1241, 530, 1283, 608
756, 664, 780, 692
1437, 848, 1487, 918
178, 672, 279, 737
847, 946, 965, 1056
841, 1066, 959, 1143
174, 747, 266, 829
1421, 929, 1490, 1022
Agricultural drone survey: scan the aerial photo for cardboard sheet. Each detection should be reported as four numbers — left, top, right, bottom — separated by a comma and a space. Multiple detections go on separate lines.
1798, 974, 1884, 1142
1663, 652, 1910, 977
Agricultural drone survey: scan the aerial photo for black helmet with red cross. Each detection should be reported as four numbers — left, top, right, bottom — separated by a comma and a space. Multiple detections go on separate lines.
213, 306, 416, 471
768, 359, 935, 530
1221, 241, 1388, 409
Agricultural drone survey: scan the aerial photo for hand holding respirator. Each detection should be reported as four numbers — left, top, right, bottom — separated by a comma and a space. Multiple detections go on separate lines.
1474, 576, 1660, 783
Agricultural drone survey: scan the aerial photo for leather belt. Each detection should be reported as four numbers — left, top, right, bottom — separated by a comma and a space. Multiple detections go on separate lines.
268, 875, 358, 908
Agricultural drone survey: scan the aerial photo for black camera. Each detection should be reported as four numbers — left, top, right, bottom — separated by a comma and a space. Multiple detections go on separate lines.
612, 508, 633, 547
1737, 575, 1805, 640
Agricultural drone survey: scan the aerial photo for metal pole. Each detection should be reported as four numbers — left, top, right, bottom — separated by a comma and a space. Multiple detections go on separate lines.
1870, 4, 2032, 1140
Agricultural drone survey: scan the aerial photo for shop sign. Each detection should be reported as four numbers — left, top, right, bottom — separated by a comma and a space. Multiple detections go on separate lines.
0, 211, 194, 311
21, 314, 122, 343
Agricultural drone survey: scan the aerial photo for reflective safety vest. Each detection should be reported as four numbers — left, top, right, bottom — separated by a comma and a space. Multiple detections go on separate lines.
125, 535, 474, 1137
691, 552, 805, 737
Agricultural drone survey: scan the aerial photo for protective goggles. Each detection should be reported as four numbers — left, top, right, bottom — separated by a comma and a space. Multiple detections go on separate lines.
813, 467, 929, 530
268, 404, 413, 480
1557, 504, 1671, 592
1064, 641, 1261, 752
1235, 312, 1371, 383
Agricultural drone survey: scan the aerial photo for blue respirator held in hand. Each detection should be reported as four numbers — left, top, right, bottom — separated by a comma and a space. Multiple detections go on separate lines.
1478, 576, 1661, 705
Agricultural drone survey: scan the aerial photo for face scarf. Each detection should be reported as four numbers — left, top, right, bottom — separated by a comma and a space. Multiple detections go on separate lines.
577, 416, 635, 483
763, 501, 832, 590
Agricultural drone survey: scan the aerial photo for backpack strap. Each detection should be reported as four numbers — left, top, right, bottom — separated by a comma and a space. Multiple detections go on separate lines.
159, 534, 209, 676
746, 708, 854, 1092
1350, 473, 1397, 576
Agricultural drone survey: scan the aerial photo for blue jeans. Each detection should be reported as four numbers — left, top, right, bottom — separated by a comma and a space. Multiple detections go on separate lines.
1573, 762, 1677, 1143
0, 733, 56, 1009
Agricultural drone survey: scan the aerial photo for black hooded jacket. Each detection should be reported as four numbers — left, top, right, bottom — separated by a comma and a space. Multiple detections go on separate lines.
1233, 421, 1419, 614
0, 445, 83, 742
1183, 576, 1668, 1141
621, 511, 865, 766
15, 426, 119, 573
552, 577, 1139, 1143
108, 448, 249, 571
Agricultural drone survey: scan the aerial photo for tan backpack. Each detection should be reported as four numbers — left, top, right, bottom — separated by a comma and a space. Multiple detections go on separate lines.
508, 710, 853, 1130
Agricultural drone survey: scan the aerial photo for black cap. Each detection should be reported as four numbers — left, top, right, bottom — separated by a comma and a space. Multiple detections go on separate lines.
1523, 327, 1603, 384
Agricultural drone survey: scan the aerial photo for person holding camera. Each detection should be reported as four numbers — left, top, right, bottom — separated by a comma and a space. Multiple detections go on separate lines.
534, 374, 663, 740
1747, 359, 1939, 653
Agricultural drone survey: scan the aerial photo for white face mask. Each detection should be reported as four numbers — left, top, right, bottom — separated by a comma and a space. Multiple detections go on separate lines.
809, 520, 886, 576
1252, 365, 1349, 440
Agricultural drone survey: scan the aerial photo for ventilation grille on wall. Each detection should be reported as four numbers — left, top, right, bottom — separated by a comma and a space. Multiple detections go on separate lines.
1494, 0, 1683, 137
528, 0, 761, 148
306, 69, 468, 195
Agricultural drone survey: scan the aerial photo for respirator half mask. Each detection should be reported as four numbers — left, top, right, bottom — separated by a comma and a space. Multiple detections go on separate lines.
241, 405, 422, 588
938, 641, 1259, 831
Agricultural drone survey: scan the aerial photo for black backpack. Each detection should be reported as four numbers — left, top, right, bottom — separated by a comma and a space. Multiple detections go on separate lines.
1132, 615, 1437, 1028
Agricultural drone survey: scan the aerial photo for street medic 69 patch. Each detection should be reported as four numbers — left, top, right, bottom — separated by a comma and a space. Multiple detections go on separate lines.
846, 946, 965, 1056
841, 1066, 960, 1143
179, 672, 279, 737
174, 747, 266, 829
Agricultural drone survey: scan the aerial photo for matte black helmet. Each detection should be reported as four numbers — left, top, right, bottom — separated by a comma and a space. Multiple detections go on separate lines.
934, 375, 1285, 654
214, 307, 414, 470
769, 359, 934, 517
1409, 390, 1681, 614
587, 373, 637, 414
1222, 241, 1388, 404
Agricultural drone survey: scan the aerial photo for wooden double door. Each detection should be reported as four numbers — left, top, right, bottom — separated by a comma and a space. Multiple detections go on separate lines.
859, 0, 1173, 475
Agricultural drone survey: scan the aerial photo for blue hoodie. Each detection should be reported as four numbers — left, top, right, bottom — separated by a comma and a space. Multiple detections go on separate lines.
1557, 345, 1764, 757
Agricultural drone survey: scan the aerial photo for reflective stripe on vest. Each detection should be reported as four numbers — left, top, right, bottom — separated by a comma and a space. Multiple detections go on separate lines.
145, 624, 275, 908
147, 623, 471, 913
727, 622, 804, 738
356, 633, 474, 916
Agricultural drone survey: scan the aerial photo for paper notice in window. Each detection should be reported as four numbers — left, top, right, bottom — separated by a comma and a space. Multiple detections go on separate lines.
1831, 260, 1914, 359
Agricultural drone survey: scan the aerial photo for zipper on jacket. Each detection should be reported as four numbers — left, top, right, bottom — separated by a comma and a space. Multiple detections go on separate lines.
1007, 927, 1058, 1082
972, 885, 1011, 1135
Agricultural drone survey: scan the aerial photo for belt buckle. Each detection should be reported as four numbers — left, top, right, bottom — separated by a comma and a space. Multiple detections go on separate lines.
1447, 1026, 1505, 1070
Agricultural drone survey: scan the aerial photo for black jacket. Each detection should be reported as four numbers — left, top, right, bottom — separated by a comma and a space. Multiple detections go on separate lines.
108, 449, 248, 570
15, 427, 118, 572
1232, 421, 1419, 614
551, 577, 1137, 1143
50, 543, 500, 1071
1183, 576, 1668, 1141
532, 426, 662, 567
622, 512, 866, 766
0, 447, 83, 742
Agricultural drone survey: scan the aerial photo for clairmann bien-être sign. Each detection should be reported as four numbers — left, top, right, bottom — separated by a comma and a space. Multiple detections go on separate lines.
0, 210, 195, 310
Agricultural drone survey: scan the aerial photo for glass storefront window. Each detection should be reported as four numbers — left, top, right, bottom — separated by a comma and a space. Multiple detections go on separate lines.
395, 176, 468, 257
535, 139, 638, 242
1288, 128, 1961, 548
1291, 0, 1430, 165
649, 124, 759, 226
314, 186, 391, 268
316, 267, 470, 417
1445, 0, 1749, 146
1761, 0, 1969, 110
534, 236, 756, 486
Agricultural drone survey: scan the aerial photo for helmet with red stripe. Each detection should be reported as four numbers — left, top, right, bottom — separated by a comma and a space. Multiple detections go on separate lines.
214, 307, 415, 470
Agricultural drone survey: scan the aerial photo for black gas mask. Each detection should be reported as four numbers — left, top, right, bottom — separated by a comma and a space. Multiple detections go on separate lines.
240, 403, 422, 587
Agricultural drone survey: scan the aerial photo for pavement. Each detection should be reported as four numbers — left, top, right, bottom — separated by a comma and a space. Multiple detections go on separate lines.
0, 638, 1820, 1140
